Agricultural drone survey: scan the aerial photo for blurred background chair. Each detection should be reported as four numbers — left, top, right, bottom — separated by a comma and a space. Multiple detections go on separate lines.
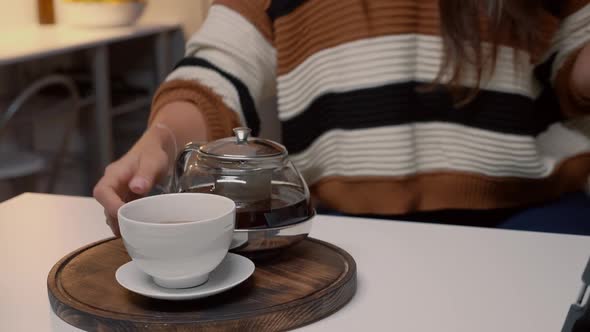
0, 74, 81, 195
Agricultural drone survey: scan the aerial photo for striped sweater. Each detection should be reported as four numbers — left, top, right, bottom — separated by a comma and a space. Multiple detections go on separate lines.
152, 0, 590, 215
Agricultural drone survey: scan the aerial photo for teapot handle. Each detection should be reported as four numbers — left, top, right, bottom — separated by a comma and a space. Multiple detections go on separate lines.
172, 142, 202, 193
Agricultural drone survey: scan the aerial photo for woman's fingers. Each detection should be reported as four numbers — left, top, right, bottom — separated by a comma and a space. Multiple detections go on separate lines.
128, 149, 169, 195
93, 161, 134, 229
104, 209, 121, 237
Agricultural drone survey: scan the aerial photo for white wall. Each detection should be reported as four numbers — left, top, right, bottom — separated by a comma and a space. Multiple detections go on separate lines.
0, 0, 210, 36
0, 0, 39, 97
140, 0, 211, 39
0, 0, 37, 28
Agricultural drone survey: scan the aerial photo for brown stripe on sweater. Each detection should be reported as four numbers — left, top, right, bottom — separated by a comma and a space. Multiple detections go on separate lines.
311, 153, 590, 215
477, 9, 558, 63
151, 80, 241, 141
274, 0, 559, 75
214, 0, 274, 43
275, 0, 436, 75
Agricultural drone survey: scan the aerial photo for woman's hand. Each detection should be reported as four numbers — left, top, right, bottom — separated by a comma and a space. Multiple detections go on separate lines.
93, 101, 208, 236
93, 125, 174, 236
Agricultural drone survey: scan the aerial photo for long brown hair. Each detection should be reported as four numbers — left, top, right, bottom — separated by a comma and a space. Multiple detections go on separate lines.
437, 0, 545, 106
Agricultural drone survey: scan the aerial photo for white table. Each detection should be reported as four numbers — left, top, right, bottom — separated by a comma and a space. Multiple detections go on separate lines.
0, 24, 182, 173
0, 193, 588, 332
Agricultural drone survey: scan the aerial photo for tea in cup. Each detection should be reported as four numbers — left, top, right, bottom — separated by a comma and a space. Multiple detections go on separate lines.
118, 193, 235, 288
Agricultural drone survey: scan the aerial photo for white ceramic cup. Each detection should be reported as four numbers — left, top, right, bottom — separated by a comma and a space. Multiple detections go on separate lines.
118, 193, 236, 289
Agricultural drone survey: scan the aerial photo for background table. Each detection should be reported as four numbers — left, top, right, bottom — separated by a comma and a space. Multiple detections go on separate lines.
0, 193, 588, 331
0, 24, 182, 174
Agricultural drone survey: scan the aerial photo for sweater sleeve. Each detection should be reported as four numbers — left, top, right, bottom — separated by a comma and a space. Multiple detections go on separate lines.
150, 0, 276, 140
550, 1, 590, 117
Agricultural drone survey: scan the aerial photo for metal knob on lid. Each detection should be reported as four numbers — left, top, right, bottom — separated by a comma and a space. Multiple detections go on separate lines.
199, 127, 287, 160
234, 127, 251, 144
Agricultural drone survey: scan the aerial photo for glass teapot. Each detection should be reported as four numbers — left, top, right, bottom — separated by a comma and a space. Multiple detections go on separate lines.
172, 127, 314, 233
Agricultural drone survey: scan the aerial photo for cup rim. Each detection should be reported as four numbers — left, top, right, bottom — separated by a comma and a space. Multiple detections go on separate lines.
118, 193, 236, 227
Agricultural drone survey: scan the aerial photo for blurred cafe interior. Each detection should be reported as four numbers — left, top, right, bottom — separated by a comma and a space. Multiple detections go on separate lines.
0, 0, 224, 201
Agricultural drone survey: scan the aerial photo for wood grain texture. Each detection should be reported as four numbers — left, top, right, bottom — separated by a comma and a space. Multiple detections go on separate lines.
47, 238, 356, 331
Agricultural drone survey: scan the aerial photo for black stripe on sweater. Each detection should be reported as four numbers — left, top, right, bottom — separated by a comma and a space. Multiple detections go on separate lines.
267, 0, 308, 21
282, 82, 562, 154
175, 57, 261, 136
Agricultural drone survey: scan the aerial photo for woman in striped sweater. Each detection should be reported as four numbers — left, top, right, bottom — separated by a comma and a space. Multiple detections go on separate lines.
95, 0, 590, 235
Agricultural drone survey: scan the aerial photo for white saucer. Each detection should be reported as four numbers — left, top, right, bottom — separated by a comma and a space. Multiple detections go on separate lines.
115, 253, 255, 300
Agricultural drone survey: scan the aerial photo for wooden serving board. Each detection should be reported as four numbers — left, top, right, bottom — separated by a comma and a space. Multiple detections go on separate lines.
48, 238, 356, 331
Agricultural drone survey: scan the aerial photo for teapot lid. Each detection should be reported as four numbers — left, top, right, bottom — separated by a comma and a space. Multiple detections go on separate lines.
199, 127, 287, 160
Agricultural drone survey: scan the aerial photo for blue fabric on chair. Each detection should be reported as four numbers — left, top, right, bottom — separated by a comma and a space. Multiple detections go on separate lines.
498, 191, 590, 236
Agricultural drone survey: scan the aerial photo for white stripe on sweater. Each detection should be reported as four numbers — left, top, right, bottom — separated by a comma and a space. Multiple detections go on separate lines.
278, 34, 538, 121
168, 5, 276, 115
290, 123, 590, 184
549, 3, 590, 80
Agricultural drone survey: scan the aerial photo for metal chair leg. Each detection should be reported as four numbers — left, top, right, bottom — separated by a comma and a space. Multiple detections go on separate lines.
1, 75, 82, 194
46, 101, 80, 193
